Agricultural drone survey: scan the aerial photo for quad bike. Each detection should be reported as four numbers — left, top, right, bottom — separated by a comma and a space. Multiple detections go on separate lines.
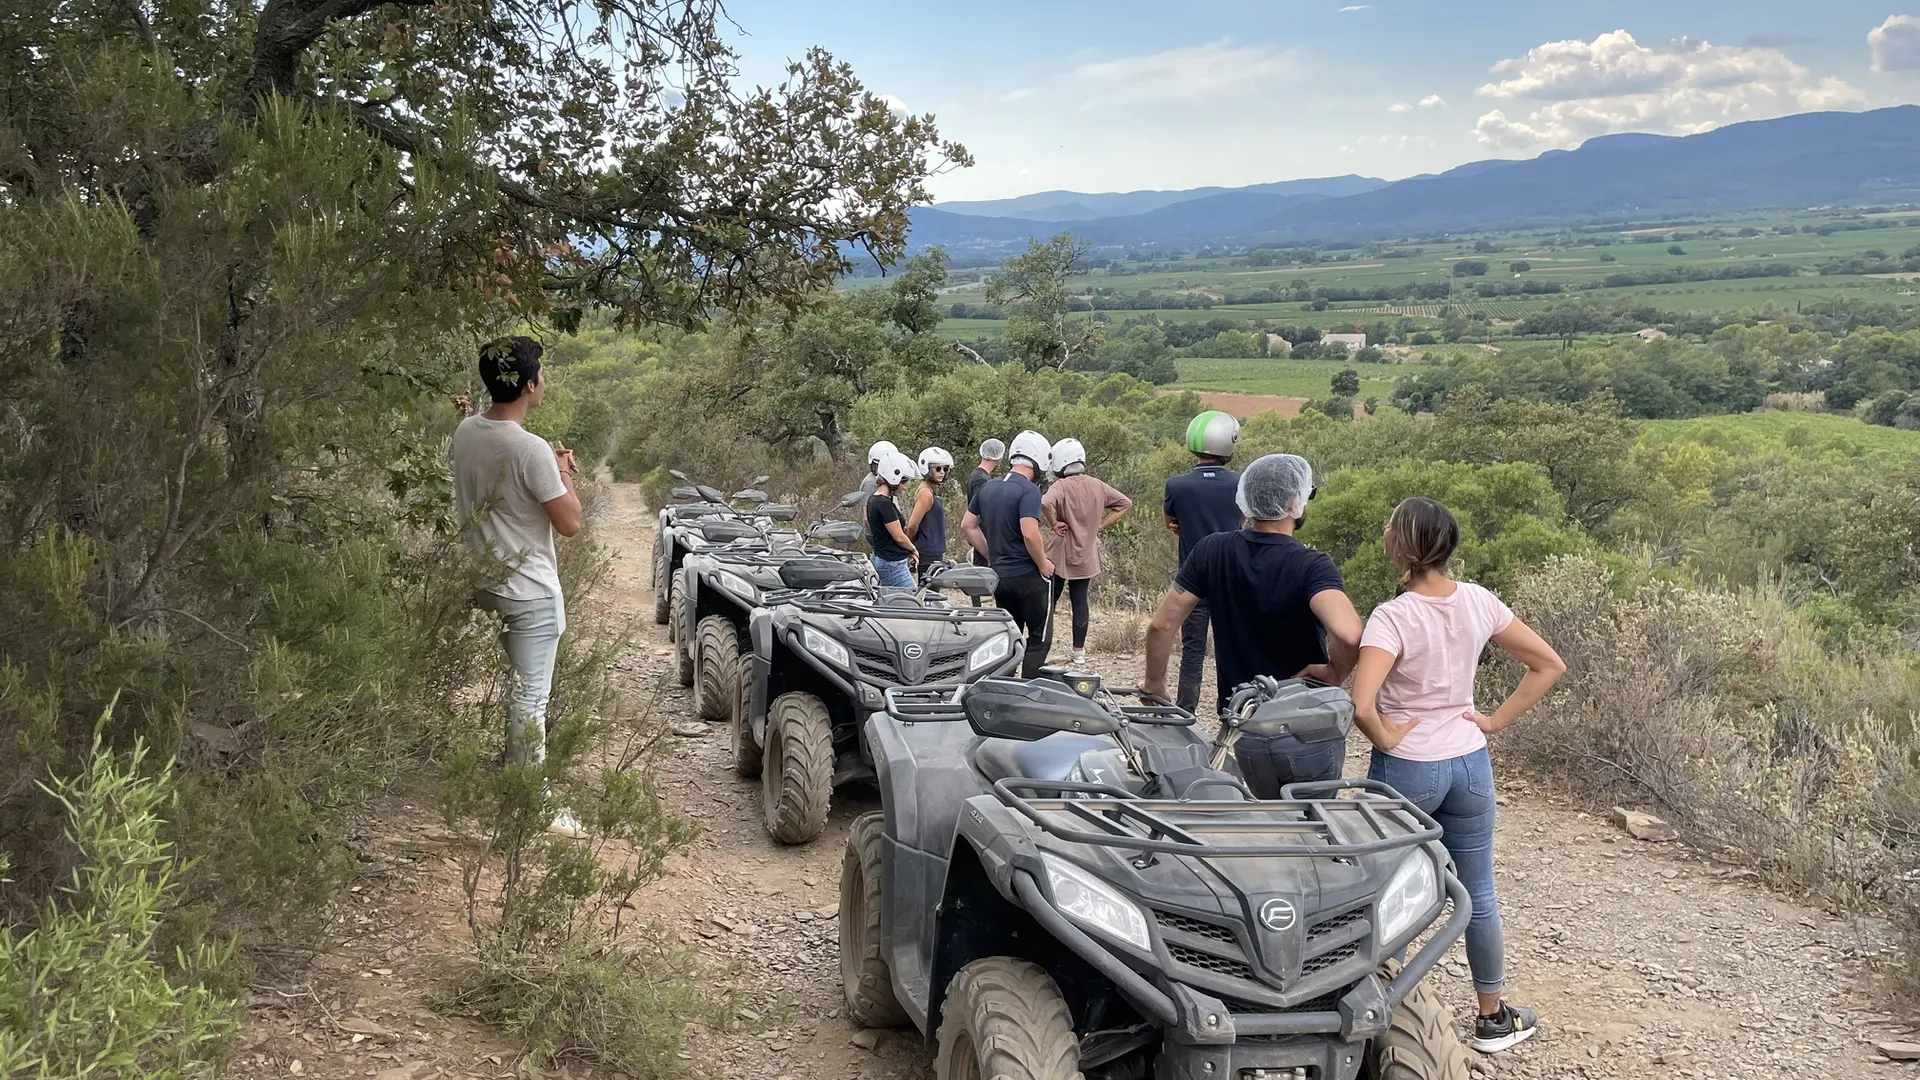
737, 560, 1023, 846
669, 491, 869, 692
841, 672, 1474, 1080
650, 470, 798, 626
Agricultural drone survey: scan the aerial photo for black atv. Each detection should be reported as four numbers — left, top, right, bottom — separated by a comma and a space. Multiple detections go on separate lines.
674, 502, 872, 719
669, 492, 870, 694
736, 560, 1023, 846
649, 470, 797, 626
841, 673, 1473, 1080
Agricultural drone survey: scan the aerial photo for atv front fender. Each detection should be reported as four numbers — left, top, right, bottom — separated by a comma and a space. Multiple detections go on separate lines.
747, 611, 775, 744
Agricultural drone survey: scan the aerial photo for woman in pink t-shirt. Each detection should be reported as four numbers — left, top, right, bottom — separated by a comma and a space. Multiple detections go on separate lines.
1352, 497, 1565, 1055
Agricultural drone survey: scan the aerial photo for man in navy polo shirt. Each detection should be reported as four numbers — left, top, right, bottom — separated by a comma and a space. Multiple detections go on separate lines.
1161, 410, 1244, 712
962, 430, 1056, 677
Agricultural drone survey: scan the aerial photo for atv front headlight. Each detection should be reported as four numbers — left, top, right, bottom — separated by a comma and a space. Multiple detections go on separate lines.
1041, 853, 1151, 952
714, 571, 757, 601
1376, 852, 1440, 946
800, 625, 850, 669
967, 632, 1013, 672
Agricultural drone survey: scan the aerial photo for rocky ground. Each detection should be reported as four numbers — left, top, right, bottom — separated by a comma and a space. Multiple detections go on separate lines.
228, 483, 1918, 1080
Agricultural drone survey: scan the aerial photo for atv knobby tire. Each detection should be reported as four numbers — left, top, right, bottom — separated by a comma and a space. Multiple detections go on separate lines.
840, 812, 908, 1028
650, 539, 671, 625
730, 667, 762, 778
694, 616, 740, 722
762, 692, 833, 844
1366, 963, 1470, 1080
934, 958, 1082, 1080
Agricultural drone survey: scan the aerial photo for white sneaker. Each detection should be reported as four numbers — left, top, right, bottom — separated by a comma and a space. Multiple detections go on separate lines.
546, 808, 586, 839
1071, 650, 1088, 667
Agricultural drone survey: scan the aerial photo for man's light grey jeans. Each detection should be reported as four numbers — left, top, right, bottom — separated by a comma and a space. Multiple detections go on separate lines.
477, 590, 566, 764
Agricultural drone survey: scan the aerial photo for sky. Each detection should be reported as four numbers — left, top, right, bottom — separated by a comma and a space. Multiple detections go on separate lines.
718, 0, 1920, 203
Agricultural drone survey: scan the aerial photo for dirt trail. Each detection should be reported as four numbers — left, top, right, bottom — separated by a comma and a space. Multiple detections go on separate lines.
230, 482, 1913, 1080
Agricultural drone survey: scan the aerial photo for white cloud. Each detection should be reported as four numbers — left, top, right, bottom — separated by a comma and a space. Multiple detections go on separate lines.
1387, 101, 1412, 113
1065, 38, 1308, 104
1339, 5, 1370, 11
1418, 93, 1446, 109
1870, 15, 1920, 72
877, 94, 912, 117
998, 88, 1034, 103
1473, 29, 1863, 149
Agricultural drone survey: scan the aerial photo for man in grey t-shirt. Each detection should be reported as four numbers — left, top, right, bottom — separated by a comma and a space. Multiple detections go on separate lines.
452, 336, 584, 836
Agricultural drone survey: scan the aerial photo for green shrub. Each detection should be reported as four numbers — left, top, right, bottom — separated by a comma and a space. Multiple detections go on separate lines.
0, 727, 238, 1078
439, 533, 710, 1075
1494, 558, 1920, 983
1300, 460, 1590, 612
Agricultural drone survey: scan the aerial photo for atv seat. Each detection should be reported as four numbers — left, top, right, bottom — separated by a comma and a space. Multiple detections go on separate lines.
970, 733, 1115, 784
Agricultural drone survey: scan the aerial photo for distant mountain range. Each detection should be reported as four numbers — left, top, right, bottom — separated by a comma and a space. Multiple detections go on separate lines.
934, 175, 1387, 221
911, 106, 1920, 257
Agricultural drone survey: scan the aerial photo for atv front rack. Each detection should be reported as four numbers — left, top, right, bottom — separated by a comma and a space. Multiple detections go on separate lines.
883, 683, 1192, 726
994, 778, 1443, 858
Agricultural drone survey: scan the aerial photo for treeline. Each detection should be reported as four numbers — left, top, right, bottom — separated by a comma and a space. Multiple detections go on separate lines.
1391, 321, 1920, 427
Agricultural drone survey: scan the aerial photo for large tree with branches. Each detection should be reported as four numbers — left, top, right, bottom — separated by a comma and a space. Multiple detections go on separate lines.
0, 0, 962, 907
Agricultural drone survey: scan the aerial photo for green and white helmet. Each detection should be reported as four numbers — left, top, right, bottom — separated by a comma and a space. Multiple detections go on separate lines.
1185, 411, 1241, 459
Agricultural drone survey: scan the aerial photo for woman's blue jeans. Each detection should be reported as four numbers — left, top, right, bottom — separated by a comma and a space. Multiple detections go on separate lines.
1367, 747, 1506, 996
871, 555, 915, 588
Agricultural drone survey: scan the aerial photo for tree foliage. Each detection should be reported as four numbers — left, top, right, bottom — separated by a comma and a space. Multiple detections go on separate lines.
985, 233, 1103, 371
0, 0, 960, 933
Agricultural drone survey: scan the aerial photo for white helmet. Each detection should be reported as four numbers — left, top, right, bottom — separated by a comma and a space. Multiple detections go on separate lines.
1008, 430, 1051, 473
1051, 438, 1087, 476
917, 446, 954, 474
867, 440, 899, 468
875, 450, 920, 487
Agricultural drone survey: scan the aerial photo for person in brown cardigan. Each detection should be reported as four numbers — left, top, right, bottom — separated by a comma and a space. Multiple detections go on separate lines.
1040, 438, 1133, 667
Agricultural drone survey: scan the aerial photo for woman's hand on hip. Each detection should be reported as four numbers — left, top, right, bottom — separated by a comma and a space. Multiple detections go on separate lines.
1370, 714, 1419, 752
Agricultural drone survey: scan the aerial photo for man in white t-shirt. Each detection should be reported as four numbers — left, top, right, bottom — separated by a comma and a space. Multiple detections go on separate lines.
452, 336, 584, 836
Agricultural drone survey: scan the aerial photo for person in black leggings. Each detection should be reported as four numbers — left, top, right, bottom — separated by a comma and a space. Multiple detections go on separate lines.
1040, 437, 1132, 667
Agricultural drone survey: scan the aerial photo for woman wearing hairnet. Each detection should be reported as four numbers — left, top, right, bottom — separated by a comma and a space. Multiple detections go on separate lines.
1138, 453, 1364, 795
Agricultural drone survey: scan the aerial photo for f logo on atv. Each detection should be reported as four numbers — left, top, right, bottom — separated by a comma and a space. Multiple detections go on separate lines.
902, 643, 924, 659
1259, 898, 1297, 932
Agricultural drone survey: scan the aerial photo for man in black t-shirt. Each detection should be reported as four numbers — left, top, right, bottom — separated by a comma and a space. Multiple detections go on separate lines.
1163, 411, 1245, 712
1141, 453, 1363, 797
962, 432, 1054, 675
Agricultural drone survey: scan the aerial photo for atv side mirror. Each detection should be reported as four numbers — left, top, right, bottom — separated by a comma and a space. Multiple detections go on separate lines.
669, 469, 693, 483
671, 486, 702, 501
698, 519, 762, 544
962, 678, 1120, 742
754, 503, 798, 522
1239, 683, 1355, 744
732, 488, 769, 504
925, 564, 998, 599
778, 557, 867, 591
838, 490, 865, 508
813, 520, 862, 545
696, 484, 729, 504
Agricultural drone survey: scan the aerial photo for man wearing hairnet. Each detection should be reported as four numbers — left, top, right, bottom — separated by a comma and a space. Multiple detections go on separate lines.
1140, 454, 1364, 796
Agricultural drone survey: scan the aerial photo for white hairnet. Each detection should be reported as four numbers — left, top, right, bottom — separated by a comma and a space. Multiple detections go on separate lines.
979, 438, 1006, 461
1236, 454, 1315, 522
